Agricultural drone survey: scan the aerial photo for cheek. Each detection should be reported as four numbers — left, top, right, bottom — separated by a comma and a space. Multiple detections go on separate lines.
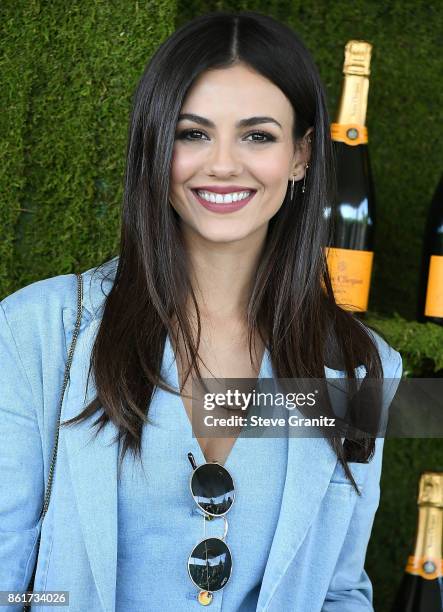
170, 146, 199, 185
257, 150, 292, 185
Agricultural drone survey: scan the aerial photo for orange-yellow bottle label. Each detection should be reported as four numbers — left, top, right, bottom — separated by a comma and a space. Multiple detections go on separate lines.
331, 122, 368, 145
405, 555, 443, 580
425, 255, 443, 317
325, 247, 373, 312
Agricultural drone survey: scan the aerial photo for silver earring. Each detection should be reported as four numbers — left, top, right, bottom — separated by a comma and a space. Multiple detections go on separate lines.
290, 176, 296, 200
301, 163, 309, 194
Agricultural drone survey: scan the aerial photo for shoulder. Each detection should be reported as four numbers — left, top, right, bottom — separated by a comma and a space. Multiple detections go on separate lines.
0, 257, 119, 408
358, 322, 403, 379
354, 322, 403, 420
0, 257, 119, 376
0, 256, 119, 328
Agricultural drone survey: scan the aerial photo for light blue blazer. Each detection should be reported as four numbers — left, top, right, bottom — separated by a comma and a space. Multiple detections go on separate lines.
0, 260, 402, 612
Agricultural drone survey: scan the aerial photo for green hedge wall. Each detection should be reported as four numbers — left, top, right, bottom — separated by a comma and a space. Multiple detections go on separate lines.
1, 2, 442, 611
1, 0, 177, 291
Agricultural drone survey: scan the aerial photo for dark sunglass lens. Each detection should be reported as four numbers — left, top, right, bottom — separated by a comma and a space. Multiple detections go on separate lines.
188, 538, 232, 592
191, 464, 234, 516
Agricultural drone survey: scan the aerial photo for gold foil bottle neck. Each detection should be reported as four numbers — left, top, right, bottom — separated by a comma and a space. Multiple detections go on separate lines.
343, 40, 372, 77
418, 471, 443, 507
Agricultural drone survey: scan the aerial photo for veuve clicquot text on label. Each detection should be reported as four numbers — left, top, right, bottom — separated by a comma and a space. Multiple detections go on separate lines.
327, 40, 375, 312
391, 472, 443, 611
417, 174, 443, 325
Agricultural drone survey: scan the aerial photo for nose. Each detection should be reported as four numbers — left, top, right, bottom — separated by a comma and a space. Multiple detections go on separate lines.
204, 137, 243, 176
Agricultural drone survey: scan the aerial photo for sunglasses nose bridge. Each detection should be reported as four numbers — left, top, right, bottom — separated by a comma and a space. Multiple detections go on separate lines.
222, 515, 228, 540
202, 513, 229, 541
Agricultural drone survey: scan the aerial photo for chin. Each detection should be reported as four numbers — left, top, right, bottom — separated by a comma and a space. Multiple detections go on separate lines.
193, 222, 258, 245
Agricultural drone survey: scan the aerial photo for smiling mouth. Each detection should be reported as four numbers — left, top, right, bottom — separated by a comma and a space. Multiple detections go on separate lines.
191, 188, 256, 204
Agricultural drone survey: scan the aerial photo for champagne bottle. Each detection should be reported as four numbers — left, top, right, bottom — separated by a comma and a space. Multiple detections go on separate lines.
391, 472, 443, 611
417, 174, 443, 325
326, 40, 375, 313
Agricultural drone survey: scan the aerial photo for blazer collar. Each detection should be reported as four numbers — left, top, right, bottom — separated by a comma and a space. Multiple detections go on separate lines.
63, 317, 339, 612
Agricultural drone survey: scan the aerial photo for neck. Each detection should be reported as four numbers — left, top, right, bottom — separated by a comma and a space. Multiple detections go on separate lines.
181, 222, 268, 322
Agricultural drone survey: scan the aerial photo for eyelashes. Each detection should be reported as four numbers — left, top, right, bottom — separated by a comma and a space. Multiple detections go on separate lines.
175, 128, 277, 144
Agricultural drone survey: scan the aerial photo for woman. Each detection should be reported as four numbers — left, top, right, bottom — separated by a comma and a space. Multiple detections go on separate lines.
0, 10, 402, 612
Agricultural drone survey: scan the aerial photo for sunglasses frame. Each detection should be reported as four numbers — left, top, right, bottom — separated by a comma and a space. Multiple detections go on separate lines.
188, 460, 236, 518
187, 453, 236, 598
187, 534, 234, 593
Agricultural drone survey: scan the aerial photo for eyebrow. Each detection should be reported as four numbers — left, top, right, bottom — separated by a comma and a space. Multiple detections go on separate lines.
177, 113, 282, 130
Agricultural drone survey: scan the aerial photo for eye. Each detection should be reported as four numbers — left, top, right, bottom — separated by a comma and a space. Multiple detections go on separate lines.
175, 129, 207, 141
245, 131, 276, 143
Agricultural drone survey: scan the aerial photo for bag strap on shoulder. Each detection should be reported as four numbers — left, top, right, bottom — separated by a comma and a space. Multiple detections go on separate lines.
23, 272, 83, 609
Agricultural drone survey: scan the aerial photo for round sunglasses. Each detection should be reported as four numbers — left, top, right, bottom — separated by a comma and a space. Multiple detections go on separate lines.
187, 452, 236, 606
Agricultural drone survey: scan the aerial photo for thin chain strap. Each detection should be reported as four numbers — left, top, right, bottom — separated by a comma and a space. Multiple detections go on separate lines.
40, 272, 83, 517
23, 272, 83, 610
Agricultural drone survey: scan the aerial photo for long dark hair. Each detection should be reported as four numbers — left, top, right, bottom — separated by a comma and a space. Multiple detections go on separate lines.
63, 10, 383, 493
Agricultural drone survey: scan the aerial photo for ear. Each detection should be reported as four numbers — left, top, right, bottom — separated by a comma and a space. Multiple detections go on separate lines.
290, 128, 314, 180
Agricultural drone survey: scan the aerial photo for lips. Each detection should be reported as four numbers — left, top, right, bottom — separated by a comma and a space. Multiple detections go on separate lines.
190, 188, 256, 213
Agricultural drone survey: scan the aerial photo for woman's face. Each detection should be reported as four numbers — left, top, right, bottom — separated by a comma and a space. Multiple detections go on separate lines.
169, 62, 309, 245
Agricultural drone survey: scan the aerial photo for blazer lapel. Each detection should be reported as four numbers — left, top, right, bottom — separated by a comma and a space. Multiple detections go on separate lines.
62, 318, 118, 612
256, 359, 340, 611
256, 435, 338, 610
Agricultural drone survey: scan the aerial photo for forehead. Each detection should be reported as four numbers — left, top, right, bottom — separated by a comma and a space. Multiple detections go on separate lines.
181, 63, 294, 125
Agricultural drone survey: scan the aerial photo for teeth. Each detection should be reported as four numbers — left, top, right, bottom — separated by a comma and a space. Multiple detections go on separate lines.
196, 190, 252, 204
